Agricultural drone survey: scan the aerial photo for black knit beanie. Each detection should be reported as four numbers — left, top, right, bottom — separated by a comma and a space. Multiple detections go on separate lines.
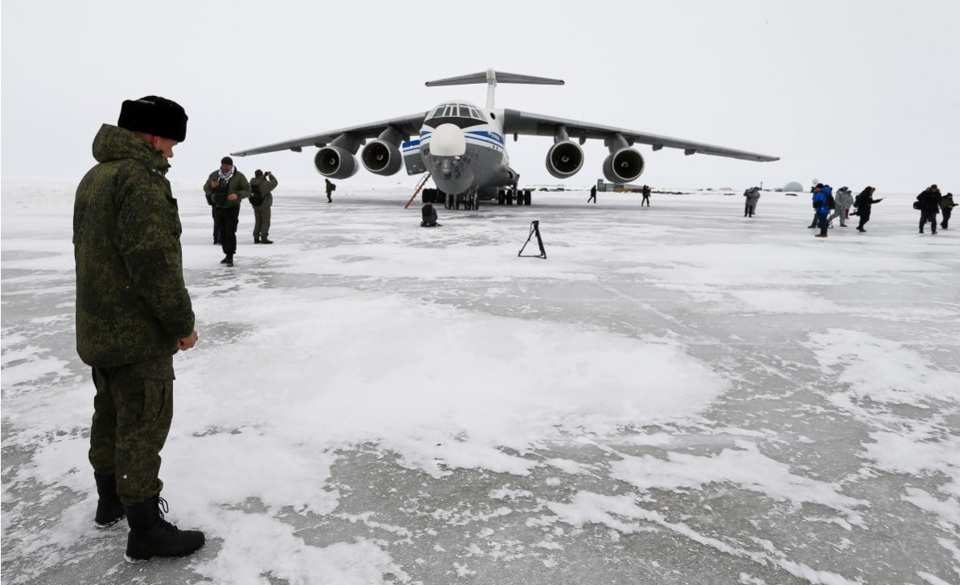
118, 96, 188, 142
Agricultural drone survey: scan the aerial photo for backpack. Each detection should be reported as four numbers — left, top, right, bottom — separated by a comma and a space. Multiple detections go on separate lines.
249, 183, 264, 207
826, 192, 836, 209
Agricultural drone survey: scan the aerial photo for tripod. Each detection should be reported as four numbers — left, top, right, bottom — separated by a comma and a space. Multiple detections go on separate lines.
518, 221, 547, 259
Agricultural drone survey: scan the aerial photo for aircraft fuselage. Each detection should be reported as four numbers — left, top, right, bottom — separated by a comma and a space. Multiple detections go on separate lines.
410, 101, 518, 198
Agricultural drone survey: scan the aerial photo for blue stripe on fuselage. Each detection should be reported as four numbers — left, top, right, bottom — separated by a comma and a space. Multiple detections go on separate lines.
465, 130, 504, 146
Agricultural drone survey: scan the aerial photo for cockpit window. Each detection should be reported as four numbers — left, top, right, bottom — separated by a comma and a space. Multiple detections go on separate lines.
426, 102, 487, 128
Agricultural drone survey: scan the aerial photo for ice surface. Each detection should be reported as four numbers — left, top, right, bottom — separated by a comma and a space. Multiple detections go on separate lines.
2, 180, 959, 584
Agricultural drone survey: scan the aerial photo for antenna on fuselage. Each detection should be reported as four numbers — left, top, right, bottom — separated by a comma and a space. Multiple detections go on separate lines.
425, 69, 564, 110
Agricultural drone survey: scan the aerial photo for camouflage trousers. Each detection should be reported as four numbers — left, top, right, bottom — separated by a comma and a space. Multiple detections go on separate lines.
88, 357, 174, 505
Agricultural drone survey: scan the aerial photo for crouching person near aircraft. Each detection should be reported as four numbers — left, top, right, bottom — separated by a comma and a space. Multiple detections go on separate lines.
74, 95, 205, 562
249, 169, 278, 244
204, 156, 251, 266
421, 203, 439, 227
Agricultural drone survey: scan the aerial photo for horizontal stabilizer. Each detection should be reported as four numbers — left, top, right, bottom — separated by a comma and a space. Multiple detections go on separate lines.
427, 69, 564, 110
426, 70, 564, 87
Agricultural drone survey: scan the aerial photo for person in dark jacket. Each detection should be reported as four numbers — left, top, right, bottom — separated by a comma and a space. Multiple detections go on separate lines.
853, 186, 883, 232
743, 187, 760, 217
588, 184, 597, 203
916, 184, 942, 234
940, 192, 956, 229
249, 169, 278, 244
73, 96, 204, 561
325, 178, 336, 202
204, 157, 251, 266
641, 184, 651, 206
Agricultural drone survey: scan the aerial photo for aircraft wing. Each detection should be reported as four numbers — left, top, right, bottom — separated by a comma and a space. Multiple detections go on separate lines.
230, 113, 427, 156
502, 109, 778, 162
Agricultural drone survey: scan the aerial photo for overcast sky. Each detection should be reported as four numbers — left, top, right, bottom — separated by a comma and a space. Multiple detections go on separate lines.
2, 1, 958, 192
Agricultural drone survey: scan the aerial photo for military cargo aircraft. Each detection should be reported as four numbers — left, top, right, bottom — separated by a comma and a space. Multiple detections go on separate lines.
231, 70, 778, 208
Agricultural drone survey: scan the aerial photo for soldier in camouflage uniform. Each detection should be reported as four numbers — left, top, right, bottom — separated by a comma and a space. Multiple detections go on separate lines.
74, 95, 205, 562
204, 156, 251, 266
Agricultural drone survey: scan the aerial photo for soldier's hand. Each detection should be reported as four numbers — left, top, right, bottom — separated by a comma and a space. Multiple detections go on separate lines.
211, 179, 220, 188
227, 193, 238, 201
178, 330, 199, 351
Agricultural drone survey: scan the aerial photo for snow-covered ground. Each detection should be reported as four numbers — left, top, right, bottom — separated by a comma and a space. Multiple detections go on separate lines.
2, 179, 958, 585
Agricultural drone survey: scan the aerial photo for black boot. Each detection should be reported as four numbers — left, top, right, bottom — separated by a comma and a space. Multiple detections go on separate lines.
225, 254, 234, 267
94, 473, 125, 528
260, 237, 273, 244
124, 496, 205, 563
254, 235, 261, 244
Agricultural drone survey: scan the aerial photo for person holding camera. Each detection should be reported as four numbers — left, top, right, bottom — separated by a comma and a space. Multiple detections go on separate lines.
249, 169, 278, 244
203, 156, 251, 267
940, 192, 956, 230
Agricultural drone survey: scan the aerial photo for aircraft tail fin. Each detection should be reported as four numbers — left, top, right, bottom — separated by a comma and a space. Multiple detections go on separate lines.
426, 69, 564, 110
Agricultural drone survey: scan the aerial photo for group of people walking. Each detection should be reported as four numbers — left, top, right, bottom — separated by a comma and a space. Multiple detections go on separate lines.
807, 182, 954, 237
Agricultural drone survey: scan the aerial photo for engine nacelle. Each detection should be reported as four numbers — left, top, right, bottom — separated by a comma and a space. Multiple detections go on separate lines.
545, 141, 584, 179
314, 146, 358, 179
361, 140, 403, 176
602, 148, 645, 183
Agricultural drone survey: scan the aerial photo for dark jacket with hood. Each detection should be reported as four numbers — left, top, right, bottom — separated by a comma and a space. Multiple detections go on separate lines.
73, 124, 195, 369
916, 188, 941, 214
854, 188, 881, 215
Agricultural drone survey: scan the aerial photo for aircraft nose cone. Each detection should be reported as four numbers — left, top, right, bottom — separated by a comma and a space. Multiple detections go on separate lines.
430, 123, 466, 156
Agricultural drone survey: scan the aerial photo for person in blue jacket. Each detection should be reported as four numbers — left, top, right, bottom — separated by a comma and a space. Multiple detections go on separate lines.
812, 184, 831, 238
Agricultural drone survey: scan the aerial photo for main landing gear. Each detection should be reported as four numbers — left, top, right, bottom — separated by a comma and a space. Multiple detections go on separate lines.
422, 188, 480, 211
497, 188, 532, 206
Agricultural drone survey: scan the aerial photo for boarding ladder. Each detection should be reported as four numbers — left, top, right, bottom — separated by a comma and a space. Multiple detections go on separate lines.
404, 173, 432, 209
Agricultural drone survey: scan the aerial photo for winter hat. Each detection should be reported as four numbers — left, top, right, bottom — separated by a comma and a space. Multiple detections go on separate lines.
118, 96, 188, 142
221, 156, 234, 166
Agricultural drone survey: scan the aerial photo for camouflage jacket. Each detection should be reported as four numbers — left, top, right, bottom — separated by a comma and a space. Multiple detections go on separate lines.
203, 169, 251, 208
73, 124, 195, 369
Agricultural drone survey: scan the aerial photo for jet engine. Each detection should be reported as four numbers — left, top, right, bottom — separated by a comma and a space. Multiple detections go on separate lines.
545, 141, 584, 179
361, 140, 403, 176
602, 148, 645, 183
314, 146, 358, 179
